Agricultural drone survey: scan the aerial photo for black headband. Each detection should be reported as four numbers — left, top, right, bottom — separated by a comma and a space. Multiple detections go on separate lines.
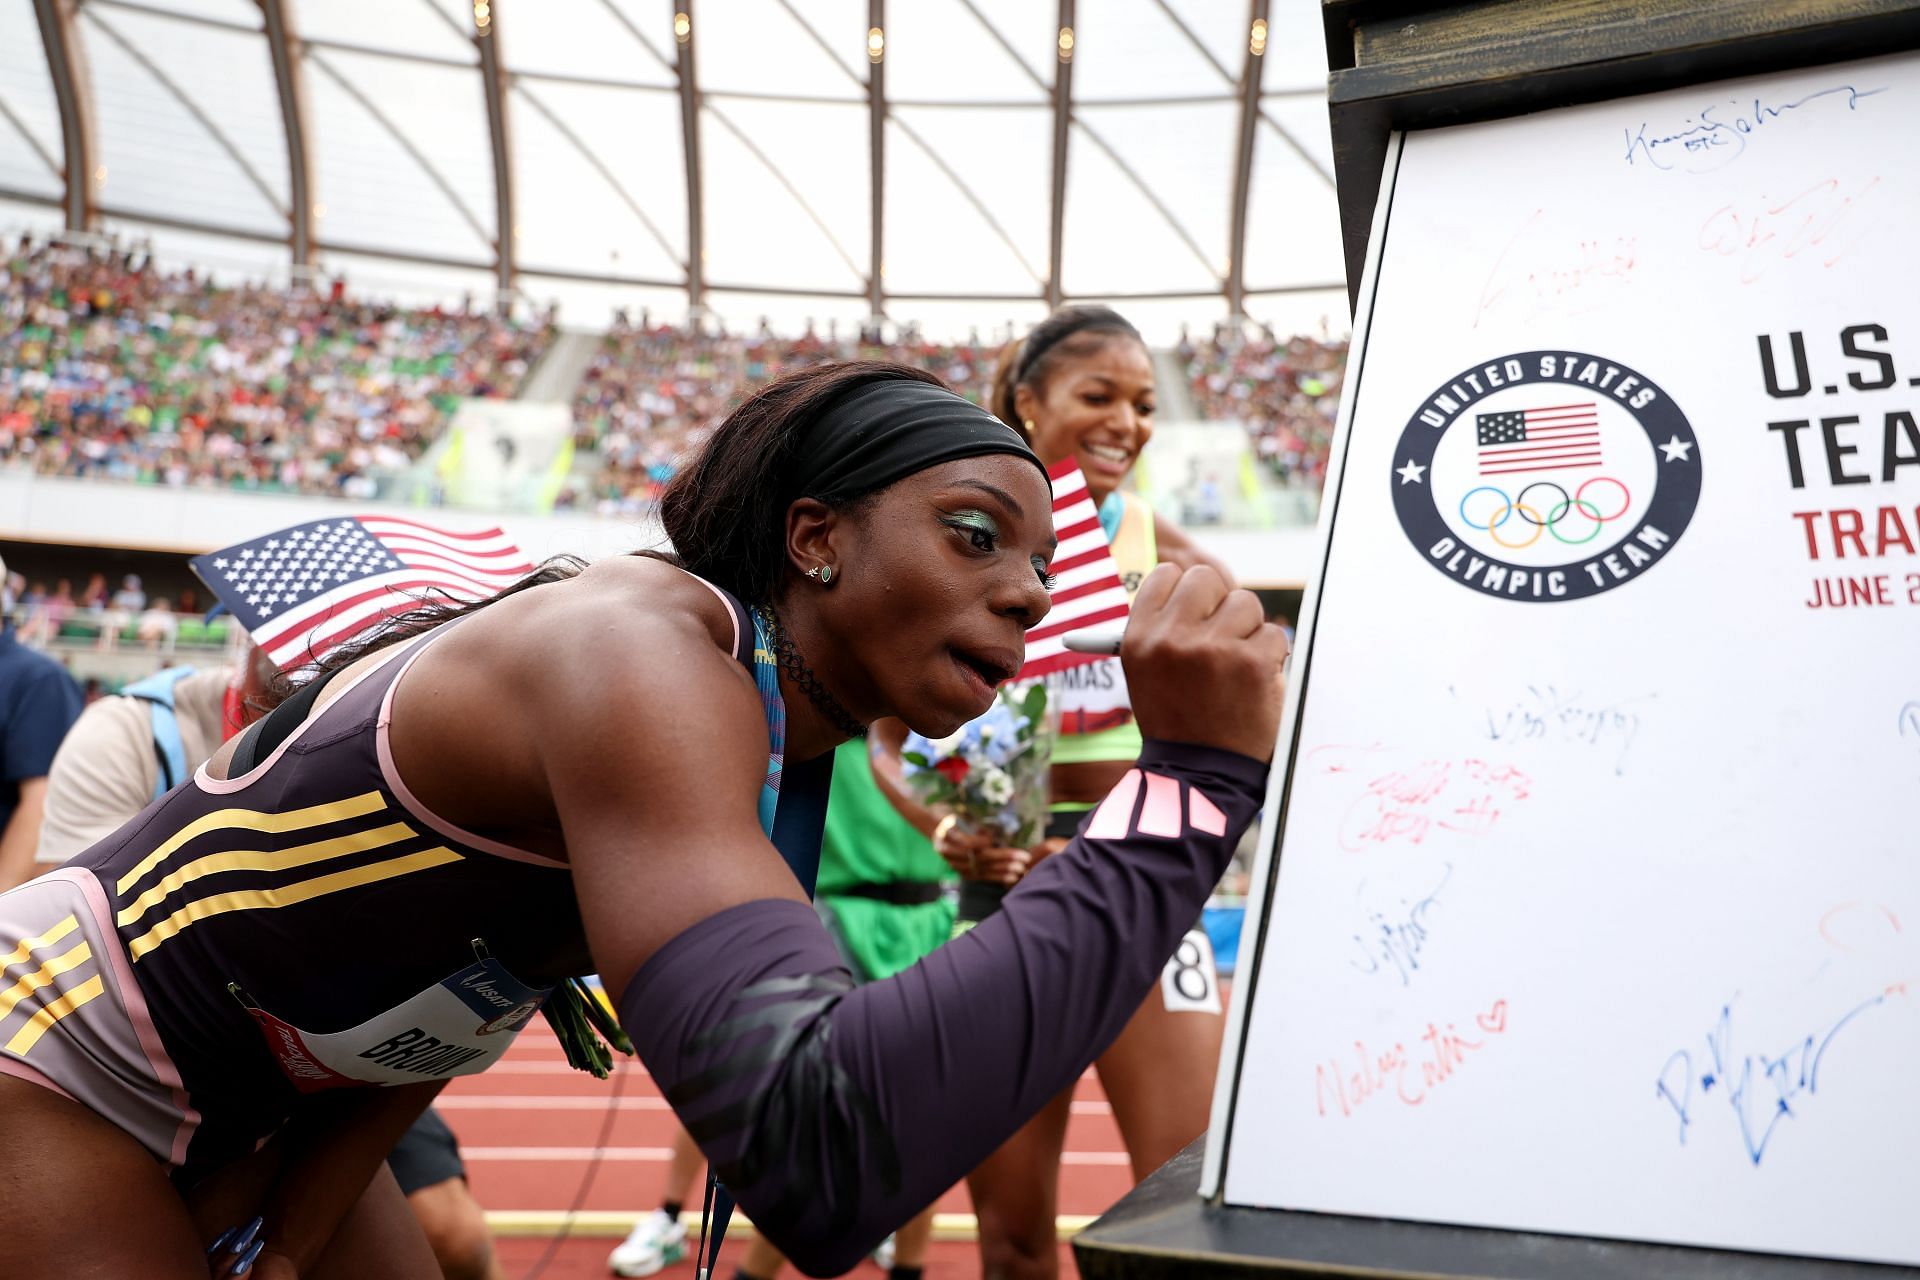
1016, 313, 1117, 382
792, 378, 1048, 502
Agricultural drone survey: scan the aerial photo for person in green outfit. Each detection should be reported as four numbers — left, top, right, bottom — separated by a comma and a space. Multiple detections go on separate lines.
729, 728, 953, 1280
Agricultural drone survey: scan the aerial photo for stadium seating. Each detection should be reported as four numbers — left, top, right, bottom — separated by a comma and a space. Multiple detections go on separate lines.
0, 236, 554, 498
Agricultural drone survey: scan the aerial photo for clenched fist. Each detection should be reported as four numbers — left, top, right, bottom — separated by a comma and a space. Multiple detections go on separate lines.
1119, 563, 1288, 763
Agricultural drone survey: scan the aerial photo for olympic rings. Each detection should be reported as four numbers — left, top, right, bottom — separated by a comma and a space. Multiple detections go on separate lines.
1457, 477, 1632, 546
1546, 498, 1605, 544
1515, 482, 1569, 526
1576, 476, 1630, 521
1487, 503, 1546, 548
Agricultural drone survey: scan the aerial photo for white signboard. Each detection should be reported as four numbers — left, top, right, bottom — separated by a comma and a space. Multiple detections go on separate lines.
1208, 50, 1920, 1268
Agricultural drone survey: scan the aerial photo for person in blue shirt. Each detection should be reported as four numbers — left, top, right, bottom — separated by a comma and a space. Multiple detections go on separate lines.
0, 554, 84, 891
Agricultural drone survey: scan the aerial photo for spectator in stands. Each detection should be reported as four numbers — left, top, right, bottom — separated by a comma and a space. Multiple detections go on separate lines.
136, 598, 177, 649
1182, 327, 1346, 494
0, 552, 83, 889
110, 573, 146, 613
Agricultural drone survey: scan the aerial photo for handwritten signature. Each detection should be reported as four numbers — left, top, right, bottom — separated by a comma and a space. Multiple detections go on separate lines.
1315, 998, 1509, 1117
1473, 209, 1638, 327
1655, 992, 1888, 1165
1698, 176, 1880, 284
1900, 701, 1920, 754
1623, 84, 1887, 173
1306, 745, 1532, 853
1480, 684, 1651, 776
1350, 864, 1451, 986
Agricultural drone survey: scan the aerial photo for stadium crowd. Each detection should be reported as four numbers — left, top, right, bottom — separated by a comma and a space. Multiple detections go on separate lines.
0, 236, 553, 498
563, 312, 998, 516
1179, 327, 1347, 492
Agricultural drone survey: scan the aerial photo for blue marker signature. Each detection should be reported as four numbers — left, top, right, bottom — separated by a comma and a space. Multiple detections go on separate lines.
1481, 685, 1650, 776
1349, 864, 1451, 986
1901, 701, 1920, 751
1623, 84, 1886, 172
1655, 992, 1887, 1165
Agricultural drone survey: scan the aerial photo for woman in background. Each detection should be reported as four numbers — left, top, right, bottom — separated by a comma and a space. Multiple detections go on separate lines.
944, 306, 1238, 1279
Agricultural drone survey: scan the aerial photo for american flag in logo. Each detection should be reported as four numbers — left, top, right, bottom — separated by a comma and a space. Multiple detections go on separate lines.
1017, 460, 1132, 680
1475, 402, 1601, 476
190, 516, 535, 672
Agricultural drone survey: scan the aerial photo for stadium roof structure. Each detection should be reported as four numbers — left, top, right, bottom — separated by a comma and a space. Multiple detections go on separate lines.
0, 0, 1347, 334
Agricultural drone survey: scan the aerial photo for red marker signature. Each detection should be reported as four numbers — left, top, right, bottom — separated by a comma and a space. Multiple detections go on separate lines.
1314, 998, 1511, 1118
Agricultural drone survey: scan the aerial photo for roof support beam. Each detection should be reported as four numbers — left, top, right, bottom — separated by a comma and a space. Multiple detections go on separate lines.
1225, 0, 1269, 320
475, 3, 515, 297
33, 0, 95, 232
1044, 0, 1074, 310
259, 0, 314, 268
672, 0, 705, 319
866, 0, 885, 323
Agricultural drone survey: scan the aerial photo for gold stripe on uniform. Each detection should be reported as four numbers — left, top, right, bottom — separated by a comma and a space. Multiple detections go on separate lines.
7, 975, 106, 1055
128, 846, 463, 962
0, 939, 93, 1022
115, 790, 389, 896
116, 821, 421, 927
0, 915, 78, 973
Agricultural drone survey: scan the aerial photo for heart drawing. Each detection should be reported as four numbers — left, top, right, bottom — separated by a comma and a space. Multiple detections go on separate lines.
1476, 999, 1509, 1034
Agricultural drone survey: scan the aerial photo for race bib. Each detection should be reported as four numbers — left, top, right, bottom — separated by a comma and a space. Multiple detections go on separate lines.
240, 954, 550, 1092
1160, 928, 1222, 1015
1050, 657, 1134, 735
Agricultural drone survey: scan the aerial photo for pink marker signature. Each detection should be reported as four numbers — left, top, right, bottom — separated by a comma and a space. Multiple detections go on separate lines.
1314, 998, 1511, 1117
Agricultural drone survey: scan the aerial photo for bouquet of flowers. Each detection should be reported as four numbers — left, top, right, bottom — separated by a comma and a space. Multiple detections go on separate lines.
900, 681, 1053, 849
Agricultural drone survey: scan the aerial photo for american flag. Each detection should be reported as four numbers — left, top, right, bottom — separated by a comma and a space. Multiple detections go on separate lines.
190, 515, 536, 672
1475, 403, 1602, 476
1017, 459, 1132, 680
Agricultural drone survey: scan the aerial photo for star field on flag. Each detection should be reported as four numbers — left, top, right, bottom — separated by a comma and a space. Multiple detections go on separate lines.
191, 516, 536, 672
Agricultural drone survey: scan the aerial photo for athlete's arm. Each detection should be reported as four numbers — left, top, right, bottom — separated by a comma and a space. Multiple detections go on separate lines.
218, 1080, 444, 1276
551, 565, 1282, 1277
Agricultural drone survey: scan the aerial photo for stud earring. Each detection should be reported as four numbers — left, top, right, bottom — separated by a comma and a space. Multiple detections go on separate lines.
805, 566, 821, 580
819, 565, 834, 586
1023, 419, 1036, 436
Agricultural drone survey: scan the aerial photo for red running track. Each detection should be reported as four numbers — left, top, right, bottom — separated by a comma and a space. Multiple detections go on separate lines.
444, 1022, 1128, 1276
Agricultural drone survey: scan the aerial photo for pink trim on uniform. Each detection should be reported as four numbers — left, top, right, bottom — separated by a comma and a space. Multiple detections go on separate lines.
1085, 770, 1142, 841
194, 639, 416, 795
1188, 789, 1228, 837
680, 569, 741, 657
1136, 773, 1184, 839
376, 630, 568, 870
51, 867, 201, 1167
0, 1052, 77, 1103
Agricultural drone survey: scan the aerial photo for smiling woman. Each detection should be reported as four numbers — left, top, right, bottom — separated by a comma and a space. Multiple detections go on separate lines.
0, 360, 1285, 1280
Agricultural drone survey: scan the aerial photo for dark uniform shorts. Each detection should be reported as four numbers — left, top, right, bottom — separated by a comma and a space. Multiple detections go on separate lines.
387, 1106, 467, 1195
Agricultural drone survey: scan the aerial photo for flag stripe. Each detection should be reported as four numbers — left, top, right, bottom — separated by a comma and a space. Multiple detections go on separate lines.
1018, 461, 1128, 681
1024, 591, 1132, 643
356, 516, 515, 543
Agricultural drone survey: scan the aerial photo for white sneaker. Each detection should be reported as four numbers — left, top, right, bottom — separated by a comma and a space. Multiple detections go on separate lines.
608, 1209, 689, 1277
872, 1232, 896, 1271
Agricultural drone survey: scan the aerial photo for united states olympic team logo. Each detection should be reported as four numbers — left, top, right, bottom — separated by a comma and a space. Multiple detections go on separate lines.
1390, 351, 1701, 602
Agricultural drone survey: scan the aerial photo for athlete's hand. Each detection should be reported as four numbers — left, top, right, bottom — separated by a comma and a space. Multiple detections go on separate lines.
1121, 562, 1288, 763
936, 823, 1032, 885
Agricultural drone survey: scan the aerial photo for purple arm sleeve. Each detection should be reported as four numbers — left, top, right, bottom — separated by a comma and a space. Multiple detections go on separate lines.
617, 738, 1267, 1277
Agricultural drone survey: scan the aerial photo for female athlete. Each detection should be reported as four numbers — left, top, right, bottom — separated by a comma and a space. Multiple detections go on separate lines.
0, 361, 1283, 1279
941, 307, 1239, 1278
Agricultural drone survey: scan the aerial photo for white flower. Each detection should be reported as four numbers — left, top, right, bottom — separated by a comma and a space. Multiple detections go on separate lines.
978, 767, 1013, 806
930, 729, 968, 755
